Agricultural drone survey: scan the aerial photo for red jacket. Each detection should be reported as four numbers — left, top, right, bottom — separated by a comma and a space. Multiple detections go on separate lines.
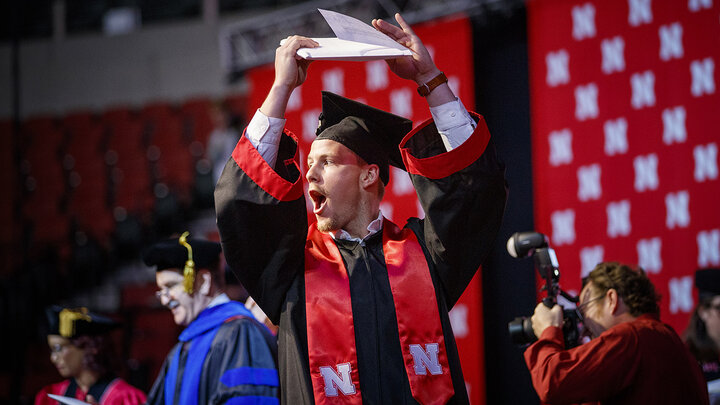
524, 314, 708, 405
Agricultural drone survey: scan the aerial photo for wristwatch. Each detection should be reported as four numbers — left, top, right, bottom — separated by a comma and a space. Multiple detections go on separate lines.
416, 72, 448, 97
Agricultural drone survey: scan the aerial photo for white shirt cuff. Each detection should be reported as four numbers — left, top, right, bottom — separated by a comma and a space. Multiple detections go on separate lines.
246, 109, 286, 167
429, 98, 476, 151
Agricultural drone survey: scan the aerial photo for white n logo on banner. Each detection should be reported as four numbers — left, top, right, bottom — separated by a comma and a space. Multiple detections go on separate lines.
698, 229, 720, 267
601, 36, 625, 74
637, 237, 662, 274
628, 0, 653, 26
546, 50, 570, 86
580, 246, 604, 278
572, 3, 596, 40
607, 200, 631, 238
449, 304, 469, 338
320, 363, 357, 397
577, 164, 602, 201
302, 109, 321, 142
633, 154, 659, 192
659, 23, 684, 61
694, 143, 718, 182
549, 129, 573, 166
366, 61, 389, 91
669, 276, 694, 314
665, 191, 690, 229
391, 166, 415, 196
689, 0, 713, 12
575, 83, 599, 120
691, 58, 716, 97
390, 89, 413, 119
631, 71, 656, 109
604, 118, 628, 155
409, 343, 443, 375
287, 87, 302, 111
662, 106, 687, 145
552, 209, 576, 245
322, 69, 345, 95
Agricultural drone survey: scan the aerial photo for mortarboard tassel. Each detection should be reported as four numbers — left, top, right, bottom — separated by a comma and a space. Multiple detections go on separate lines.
59, 308, 91, 338
179, 231, 196, 294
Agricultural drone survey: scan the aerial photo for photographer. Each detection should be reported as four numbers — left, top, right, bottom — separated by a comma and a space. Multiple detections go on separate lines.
524, 262, 708, 404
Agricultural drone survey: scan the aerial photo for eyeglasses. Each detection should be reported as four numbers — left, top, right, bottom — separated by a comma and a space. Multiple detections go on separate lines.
576, 295, 604, 319
49, 343, 70, 354
155, 282, 182, 300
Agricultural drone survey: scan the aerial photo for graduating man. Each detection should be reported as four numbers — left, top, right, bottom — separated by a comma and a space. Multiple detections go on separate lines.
144, 233, 279, 405
215, 13, 507, 404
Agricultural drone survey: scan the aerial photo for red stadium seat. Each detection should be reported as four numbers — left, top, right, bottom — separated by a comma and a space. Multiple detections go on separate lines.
180, 97, 214, 145
104, 109, 154, 213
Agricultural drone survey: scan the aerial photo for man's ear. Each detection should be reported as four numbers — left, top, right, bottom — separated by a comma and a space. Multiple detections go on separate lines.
606, 288, 620, 314
360, 164, 380, 189
198, 270, 212, 296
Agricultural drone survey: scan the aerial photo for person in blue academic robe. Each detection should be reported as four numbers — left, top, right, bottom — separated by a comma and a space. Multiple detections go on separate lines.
143, 234, 279, 405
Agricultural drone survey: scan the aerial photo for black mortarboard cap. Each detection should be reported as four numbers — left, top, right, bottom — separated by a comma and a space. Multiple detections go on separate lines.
143, 237, 221, 271
696, 268, 720, 295
315, 91, 413, 185
46, 306, 119, 338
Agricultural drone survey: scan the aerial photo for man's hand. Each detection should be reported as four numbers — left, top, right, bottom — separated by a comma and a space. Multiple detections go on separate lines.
260, 36, 318, 119
530, 303, 563, 339
372, 14, 454, 106
371, 14, 438, 85
273, 36, 317, 89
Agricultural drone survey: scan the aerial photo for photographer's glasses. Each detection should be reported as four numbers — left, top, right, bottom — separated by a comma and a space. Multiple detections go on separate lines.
576, 295, 604, 320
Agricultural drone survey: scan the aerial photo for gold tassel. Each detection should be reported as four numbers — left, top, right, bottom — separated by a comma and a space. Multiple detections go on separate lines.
179, 231, 195, 294
59, 308, 91, 338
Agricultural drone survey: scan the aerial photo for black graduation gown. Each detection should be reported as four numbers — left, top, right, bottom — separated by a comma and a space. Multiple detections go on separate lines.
215, 114, 507, 404
146, 314, 279, 405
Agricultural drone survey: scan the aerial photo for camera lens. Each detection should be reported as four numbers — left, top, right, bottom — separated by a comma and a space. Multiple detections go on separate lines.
508, 316, 537, 345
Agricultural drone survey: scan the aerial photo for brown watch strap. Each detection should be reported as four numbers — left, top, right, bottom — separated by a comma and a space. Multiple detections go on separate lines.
416, 72, 448, 97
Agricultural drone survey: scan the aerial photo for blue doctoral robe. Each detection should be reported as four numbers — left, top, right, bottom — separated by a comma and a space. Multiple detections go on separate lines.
147, 301, 279, 405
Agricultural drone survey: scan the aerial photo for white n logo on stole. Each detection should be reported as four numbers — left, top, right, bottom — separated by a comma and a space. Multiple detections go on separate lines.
319, 363, 357, 397
409, 343, 443, 376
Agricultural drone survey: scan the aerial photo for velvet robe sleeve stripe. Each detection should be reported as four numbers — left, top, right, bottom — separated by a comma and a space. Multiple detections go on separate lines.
230, 128, 303, 202
215, 129, 308, 323
206, 317, 280, 404
401, 113, 507, 308
399, 112, 491, 179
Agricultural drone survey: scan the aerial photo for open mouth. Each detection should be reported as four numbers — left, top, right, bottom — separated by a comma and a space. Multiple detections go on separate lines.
167, 300, 179, 310
308, 189, 327, 215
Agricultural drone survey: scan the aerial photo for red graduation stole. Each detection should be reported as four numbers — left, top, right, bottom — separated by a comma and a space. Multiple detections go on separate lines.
305, 219, 454, 405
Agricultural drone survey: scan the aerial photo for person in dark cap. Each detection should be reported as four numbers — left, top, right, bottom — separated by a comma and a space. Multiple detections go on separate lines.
686, 269, 720, 390
143, 232, 279, 405
35, 306, 147, 405
214, 12, 506, 405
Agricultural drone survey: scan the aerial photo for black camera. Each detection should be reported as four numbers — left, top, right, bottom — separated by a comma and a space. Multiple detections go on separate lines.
506, 232, 582, 348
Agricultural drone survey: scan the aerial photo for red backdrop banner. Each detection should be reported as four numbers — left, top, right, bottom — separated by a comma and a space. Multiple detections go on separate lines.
245, 14, 486, 404
528, 0, 720, 333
